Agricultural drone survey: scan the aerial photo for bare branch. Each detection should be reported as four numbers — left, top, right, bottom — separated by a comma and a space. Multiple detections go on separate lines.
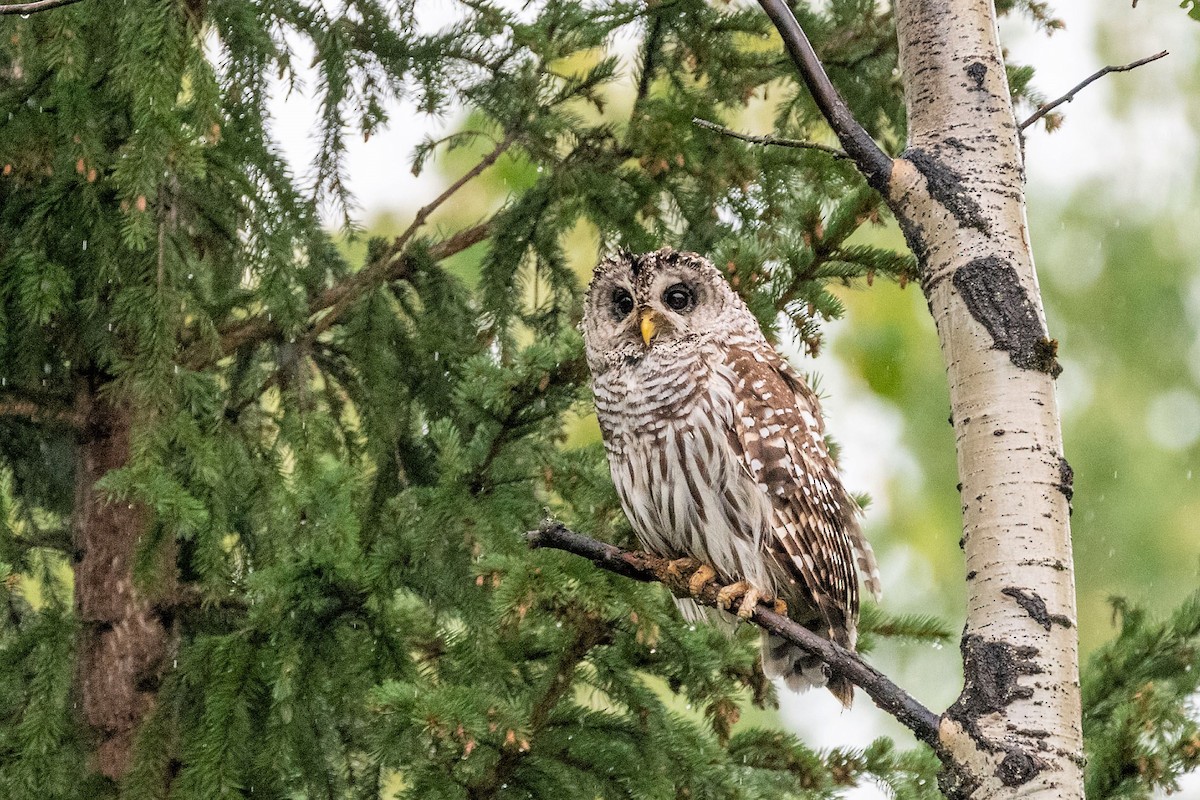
1019, 50, 1169, 131
692, 117, 850, 160
756, 0, 893, 191
391, 131, 516, 261
0, 0, 84, 14
525, 521, 942, 751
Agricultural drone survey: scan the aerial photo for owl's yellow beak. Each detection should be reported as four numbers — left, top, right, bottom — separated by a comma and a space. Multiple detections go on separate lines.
639, 309, 657, 346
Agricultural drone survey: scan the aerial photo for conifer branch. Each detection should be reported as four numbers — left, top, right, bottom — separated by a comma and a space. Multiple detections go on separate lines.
194, 219, 492, 368
756, 0, 893, 191
526, 521, 942, 751
470, 614, 612, 800
693, 117, 850, 160
1019, 50, 1169, 131
0, 0, 84, 14
194, 134, 514, 366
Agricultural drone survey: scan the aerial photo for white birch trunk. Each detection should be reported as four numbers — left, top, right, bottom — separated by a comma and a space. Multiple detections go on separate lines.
888, 0, 1084, 796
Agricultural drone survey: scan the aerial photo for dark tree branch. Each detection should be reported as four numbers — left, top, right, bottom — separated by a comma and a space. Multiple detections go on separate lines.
692, 117, 850, 160
1019, 50, 1169, 131
756, 0, 893, 191
0, 393, 84, 428
525, 521, 942, 752
0, 0, 84, 14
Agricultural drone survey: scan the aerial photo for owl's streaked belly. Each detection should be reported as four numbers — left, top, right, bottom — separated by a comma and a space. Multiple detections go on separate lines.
593, 358, 774, 591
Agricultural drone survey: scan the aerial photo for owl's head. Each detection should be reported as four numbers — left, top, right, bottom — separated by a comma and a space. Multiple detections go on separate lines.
583, 248, 752, 373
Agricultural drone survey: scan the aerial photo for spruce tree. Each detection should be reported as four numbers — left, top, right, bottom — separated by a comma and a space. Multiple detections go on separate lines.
0, 1, 1194, 799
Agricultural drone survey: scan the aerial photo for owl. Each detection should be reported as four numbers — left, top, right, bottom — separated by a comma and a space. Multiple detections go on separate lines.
582, 248, 881, 705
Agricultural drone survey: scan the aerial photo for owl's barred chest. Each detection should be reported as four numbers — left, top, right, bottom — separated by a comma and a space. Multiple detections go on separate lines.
592, 352, 774, 587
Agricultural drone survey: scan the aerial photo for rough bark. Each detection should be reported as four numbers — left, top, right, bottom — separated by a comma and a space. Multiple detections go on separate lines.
72, 392, 174, 782
889, 0, 1083, 796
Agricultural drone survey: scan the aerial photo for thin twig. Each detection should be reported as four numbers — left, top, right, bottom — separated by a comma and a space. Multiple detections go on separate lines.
1019, 50, 1169, 131
692, 118, 850, 160
0, 0, 84, 14
393, 131, 517, 260
525, 521, 943, 751
756, 0, 892, 191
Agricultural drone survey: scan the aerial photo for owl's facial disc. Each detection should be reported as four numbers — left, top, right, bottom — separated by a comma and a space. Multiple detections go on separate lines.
584, 248, 743, 374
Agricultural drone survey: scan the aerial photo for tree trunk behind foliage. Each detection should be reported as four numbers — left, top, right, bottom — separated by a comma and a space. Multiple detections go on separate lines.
888, 0, 1083, 796
72, 392, 173, 782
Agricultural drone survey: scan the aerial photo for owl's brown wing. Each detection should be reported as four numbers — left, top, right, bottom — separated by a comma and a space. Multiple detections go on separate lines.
723, 344, 877, 646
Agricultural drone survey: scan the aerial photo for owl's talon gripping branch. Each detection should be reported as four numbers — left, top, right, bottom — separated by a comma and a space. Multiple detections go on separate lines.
717, 581, 760, 619
687, 564, 718, 595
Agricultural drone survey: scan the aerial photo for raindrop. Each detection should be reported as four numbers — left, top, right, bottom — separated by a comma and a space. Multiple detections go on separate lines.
555, 621, 562, 628
649, 648, 656, 654
174, 364, 180, 375
82, 240, 88, 251
187, 273, 193, 280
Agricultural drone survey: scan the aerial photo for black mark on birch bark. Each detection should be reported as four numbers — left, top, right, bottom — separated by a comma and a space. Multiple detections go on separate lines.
896, 213, 929, 274
903, 148, 990, 234
1057, 456, 1074, 503
953, 256, 1064, 376
1001, 587, 1073, 630
966, 61, 987, 90
946, 635, 1047, 788
997, 751, 1041, 786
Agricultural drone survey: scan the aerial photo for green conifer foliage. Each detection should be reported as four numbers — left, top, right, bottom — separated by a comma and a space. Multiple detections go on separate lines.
0, 1, 1193, 798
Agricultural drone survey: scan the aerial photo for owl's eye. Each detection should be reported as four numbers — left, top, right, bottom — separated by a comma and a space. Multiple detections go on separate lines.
611, 287, 635, 318
663, 283, 694, 312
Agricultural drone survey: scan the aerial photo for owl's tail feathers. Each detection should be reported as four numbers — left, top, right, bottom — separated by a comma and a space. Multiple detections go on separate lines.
761, 632, 854, 708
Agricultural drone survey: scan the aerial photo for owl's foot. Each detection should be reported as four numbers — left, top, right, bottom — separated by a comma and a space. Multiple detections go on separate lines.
717, 581, 763, 619
772, 598, 788, 615
687, 563, 718, 595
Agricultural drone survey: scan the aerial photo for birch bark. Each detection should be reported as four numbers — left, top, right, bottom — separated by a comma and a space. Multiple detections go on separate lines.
888, 0, 1083, 796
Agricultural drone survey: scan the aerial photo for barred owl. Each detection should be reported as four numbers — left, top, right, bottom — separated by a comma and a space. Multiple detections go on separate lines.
582, 248, 881, 705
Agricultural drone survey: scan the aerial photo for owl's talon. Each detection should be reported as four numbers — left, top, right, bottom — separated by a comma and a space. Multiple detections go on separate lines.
736, 587, 764, 619
716, 581, 748, 612
772, 598, 788, 615
687, 564, 717, 594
